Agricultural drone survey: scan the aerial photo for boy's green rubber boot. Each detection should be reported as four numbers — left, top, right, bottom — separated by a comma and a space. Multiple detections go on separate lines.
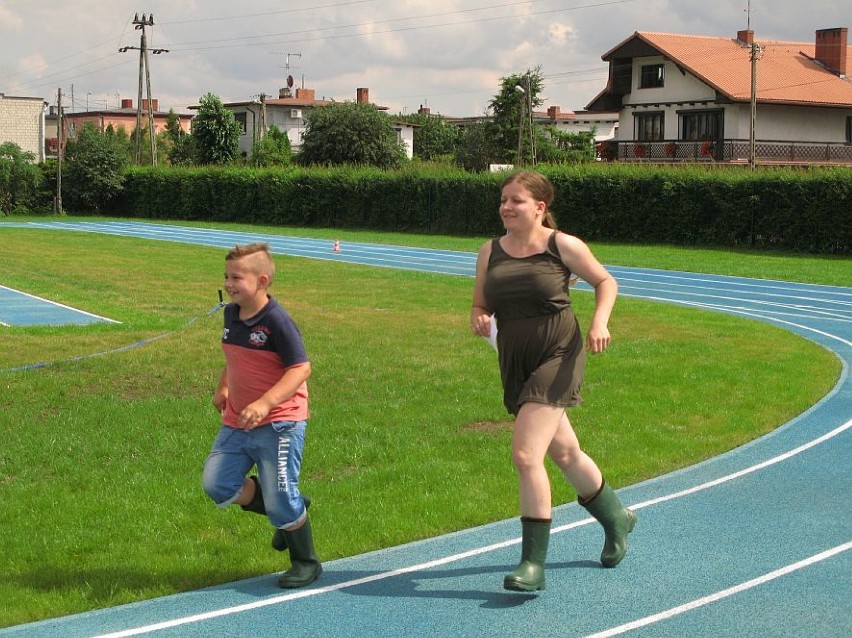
271, 495, 311, 552
579, 481, 637, 568
239, 477, 312, 553
277, 517, 322, 589
503, 517, 551, 592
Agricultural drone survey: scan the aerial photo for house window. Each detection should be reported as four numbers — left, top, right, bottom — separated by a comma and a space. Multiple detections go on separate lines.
640, 64, 665, 88
635, 112, 664, 141
234, 112, 247, 135
681, 110, 724, 141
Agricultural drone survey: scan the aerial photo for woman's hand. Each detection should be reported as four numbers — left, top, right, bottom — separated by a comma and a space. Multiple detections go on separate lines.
586, 323, 611, 354
471, 309, 492, 338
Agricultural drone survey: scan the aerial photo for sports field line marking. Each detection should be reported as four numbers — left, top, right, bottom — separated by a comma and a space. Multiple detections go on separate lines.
0, 284, 119, 324
620, 282, 852, 319
88, 417, 852, 638
630, 295, 852, 345
615, 418, 851, 515
582, 540, 852, 638
609, 266, 852, 297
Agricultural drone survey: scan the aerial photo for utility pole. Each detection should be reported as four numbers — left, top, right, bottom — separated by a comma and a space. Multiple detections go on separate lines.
515, 83, 526, 166
745, 0, 761, 170
55, 88, 63, 214
748, 41, 762, 170
119, 13, 169, 165
514, 75, 536, 166
525, 75, 536, 166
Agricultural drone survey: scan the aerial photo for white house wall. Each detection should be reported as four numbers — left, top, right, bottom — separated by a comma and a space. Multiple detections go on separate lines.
745, 104, 850, 142
0, 94, 46, 162
618, 55, 852, 144
619, 56, 719, 140
630, 56, 716, 104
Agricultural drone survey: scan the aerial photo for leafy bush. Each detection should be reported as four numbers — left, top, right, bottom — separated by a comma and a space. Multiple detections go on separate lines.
0, 142, 43, 214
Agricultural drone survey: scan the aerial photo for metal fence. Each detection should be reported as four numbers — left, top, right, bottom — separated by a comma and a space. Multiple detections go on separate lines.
601, 139, 852, 165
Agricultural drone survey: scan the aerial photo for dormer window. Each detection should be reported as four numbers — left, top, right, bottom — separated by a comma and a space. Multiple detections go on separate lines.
640, 63, 665, 88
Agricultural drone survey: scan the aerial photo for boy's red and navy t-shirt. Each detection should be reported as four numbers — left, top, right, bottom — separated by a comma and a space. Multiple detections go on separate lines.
221, 296, 309, 426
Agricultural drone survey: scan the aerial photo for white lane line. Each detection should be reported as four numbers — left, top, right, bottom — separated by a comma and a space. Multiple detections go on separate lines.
619, 419, 851, 515
619, 282, 852, 317
609, 267, 852, 297
0, 285, 119, 324
583, 541, 852, 638
629, 295, 852, 348
90, 418, 852, 638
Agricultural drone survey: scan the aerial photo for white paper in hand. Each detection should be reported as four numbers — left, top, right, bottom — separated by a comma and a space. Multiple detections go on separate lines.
483, 314, 498, 352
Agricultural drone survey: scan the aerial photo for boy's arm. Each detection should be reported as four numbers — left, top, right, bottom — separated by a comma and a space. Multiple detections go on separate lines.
212, 367, 228, 413
238, 362, 312, 429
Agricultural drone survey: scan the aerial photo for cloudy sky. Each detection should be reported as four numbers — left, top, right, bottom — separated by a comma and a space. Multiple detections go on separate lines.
0, 0, 846, 117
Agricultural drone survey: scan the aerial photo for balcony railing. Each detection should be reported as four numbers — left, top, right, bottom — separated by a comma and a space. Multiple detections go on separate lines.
598, 139, 852, 165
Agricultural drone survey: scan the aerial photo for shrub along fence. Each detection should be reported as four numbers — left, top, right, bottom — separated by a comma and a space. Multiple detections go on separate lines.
107, 164, 851, 254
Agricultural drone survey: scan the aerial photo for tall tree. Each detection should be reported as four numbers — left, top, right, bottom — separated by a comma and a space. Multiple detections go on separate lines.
401, 112, 459, 161
453, 121, 501, 172
63, 123, 130, 212
489, 67, 545, 165
192, 93, 242, 165
163, 109, 195, 166
298, 101, 406, 169
250, 125, 291, 167
0, 142, 42, 214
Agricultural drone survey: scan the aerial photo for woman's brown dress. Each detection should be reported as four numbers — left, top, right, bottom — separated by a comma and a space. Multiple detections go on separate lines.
483, 231, 585, 416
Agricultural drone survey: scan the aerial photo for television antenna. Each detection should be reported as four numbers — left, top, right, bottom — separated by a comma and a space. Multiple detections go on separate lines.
271, 52, 301, 94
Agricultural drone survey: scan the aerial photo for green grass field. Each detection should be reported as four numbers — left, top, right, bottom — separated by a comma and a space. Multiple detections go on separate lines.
0, 220, 847, 627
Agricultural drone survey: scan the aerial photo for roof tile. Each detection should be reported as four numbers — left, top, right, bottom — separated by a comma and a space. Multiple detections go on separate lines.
635, 31, 852, 107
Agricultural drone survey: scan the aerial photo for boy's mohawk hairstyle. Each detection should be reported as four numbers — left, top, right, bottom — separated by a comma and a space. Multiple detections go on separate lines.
225, 243, 275, 282
226, 242, 270, 260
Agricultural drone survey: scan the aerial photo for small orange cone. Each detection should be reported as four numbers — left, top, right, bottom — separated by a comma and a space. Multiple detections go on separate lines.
332, 240, 341, 253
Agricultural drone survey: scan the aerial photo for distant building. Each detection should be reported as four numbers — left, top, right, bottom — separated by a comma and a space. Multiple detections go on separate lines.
218, 86, 417, 159
587, 26, 852, 163
0, 93, 48, 162
443, 106, 619, 142
44, 98, 192, 160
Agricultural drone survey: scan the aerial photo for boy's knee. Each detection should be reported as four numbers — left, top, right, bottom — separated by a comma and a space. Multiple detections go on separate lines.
202, 464, 239, 506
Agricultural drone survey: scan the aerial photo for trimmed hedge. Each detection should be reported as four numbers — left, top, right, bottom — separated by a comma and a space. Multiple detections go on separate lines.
107, 164, 852, 254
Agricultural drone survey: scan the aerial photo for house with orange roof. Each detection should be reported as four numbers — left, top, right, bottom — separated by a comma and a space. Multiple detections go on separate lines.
588, 27, 852, 163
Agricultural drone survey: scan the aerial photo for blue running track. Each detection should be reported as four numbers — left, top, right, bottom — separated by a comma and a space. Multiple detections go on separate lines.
1, 221, 849, 638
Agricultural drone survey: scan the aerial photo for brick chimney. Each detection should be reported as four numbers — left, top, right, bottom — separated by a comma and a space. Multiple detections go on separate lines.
141, 98, 159, 112
121, 98, 133, 109
737, 29, 754, 45
295, 88, 315, 101
418, 105, 430, 115
547, 105, 561, 120
815, 27, 848, 76
356, 87, 369, 104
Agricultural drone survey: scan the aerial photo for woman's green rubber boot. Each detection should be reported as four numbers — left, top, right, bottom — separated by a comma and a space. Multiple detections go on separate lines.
579, 481, 637, 568
503, 517, 551, 592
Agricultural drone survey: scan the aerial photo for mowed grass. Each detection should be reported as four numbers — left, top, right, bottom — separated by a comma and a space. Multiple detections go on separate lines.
0, 223, 845, 627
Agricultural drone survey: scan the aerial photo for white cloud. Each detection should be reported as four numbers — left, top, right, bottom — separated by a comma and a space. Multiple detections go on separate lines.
0, 6, 22, 32
0, 0, 845, 115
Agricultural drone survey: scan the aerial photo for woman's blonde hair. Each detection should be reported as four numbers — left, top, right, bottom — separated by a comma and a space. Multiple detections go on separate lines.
501, 171, 559, 230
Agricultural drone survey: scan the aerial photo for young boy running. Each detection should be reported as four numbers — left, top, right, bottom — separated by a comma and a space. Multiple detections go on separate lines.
202, 242, 321, 588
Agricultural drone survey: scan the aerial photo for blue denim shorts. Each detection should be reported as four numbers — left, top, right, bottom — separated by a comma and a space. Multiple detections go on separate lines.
201, 420, 307, 528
